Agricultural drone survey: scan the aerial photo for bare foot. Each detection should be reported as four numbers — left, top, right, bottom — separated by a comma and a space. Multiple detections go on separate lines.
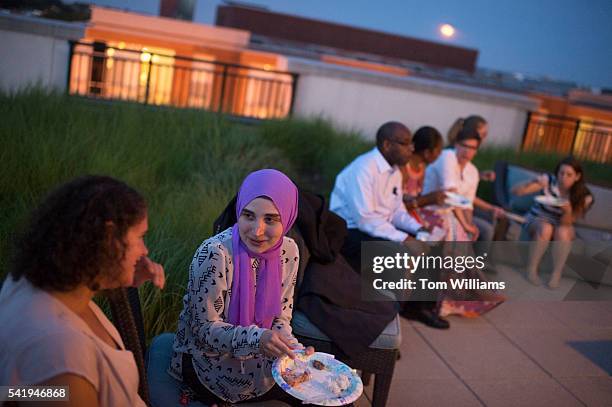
527, 271, 541, 286
548, 275, 562, 289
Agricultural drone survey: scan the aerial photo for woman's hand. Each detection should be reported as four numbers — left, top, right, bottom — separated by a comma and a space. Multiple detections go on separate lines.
560, 202, 574, 224
132, 256, 165, 289
480, 170, 496, 182
260, 330, 297, 359
512, 177, 546, 196
561, 202, 572, 214
429, 190, 448, 206
464, 223, 480, 241
490, 205, 506, 219
260, 331, 316, 359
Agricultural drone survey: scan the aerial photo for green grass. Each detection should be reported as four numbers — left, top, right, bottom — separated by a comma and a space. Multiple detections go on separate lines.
2, 89, 610, 341
0, 89, 293, 340
258, 118, 372, 195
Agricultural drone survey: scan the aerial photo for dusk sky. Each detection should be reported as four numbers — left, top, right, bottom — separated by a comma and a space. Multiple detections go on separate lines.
81, 0, 612, 89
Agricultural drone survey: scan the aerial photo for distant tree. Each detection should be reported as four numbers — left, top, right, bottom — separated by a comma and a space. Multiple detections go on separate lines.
0, 0, 91, 21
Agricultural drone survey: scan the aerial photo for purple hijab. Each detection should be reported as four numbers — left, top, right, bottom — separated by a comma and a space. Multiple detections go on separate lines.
227, 169, 298, 329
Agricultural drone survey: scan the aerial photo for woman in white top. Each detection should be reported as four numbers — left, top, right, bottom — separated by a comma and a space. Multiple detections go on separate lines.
423, 130, 505, 316
423, 128, 483, 241
0, 176, 165, 407
447, 115, 496, 182
170, 169, 316, 406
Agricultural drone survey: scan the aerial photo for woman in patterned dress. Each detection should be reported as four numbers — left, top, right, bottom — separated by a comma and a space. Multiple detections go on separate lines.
400, 126, 447, 233
169, 169, 315, 406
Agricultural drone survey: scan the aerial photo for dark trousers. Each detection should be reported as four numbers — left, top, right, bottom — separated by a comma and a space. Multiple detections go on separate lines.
341, 228, 439, 314
182, 354, 304, 406
181, 354, 354, 406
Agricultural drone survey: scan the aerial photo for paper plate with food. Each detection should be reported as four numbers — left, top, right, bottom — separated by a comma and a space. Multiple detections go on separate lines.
272, 350, 363, 406
534, 195, 568, 207
444, 192, 471, 209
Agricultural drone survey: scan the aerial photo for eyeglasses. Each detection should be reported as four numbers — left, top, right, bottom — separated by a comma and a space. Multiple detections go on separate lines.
456, 142, 479, 151
390, 139, 414, 147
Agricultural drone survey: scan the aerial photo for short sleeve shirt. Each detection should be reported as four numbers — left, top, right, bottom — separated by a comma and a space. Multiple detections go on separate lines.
0, 277, 146, 406
422, 148, 480, 208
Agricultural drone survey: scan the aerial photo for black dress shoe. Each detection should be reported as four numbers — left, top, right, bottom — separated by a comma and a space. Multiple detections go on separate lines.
400, 308, 450, 329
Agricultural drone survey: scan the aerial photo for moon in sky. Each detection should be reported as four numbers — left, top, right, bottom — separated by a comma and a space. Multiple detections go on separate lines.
440, 23, 456, 38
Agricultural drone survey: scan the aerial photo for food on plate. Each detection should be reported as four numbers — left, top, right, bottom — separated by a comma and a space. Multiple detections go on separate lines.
327, 373, 351, 395
534, 195, 568, 207
272, 351, 363, 404
444, 192, 471, 208
311, 360, 327, 370
281, 364, 311, 388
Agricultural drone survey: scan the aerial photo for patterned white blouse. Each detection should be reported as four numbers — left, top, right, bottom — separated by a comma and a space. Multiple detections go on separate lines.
168, 228, 300, 403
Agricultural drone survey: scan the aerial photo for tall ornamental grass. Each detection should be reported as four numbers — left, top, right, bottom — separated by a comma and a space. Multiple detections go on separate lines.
1, 89, 609, 341
0, 89, 292, 340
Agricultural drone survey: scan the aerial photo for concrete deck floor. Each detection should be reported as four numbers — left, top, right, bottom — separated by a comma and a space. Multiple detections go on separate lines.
355, 299, 612, 407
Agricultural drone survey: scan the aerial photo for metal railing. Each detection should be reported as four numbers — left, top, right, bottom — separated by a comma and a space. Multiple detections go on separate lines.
521, 112, 612, 164
67, 41, 299, 119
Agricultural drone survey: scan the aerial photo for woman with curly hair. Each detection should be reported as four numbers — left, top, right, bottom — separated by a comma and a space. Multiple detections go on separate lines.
0, 175, 165, 406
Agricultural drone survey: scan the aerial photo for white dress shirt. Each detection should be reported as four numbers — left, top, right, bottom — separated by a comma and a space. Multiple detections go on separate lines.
422, 148, 479, 208
330, 147, 423, 242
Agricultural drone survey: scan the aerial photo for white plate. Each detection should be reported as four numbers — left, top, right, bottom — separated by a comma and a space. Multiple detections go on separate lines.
503, 211, 526, 224
535, 195, 568, 207
444, 192, 471, 209
272, 350, 363, 406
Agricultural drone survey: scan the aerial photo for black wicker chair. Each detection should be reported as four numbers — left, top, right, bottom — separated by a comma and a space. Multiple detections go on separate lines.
105, 287, 152, 405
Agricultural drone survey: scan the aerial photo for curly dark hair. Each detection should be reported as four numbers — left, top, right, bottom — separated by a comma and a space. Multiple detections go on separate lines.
11, 175, 147, 292
413, 126, 443, 154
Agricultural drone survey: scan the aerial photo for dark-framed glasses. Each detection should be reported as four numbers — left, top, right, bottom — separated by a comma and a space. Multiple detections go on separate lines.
390, 139, 414, 147
456, 142, 479, 151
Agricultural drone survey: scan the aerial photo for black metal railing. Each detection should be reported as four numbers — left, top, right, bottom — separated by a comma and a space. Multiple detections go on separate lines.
67, 41, 299, 119
521, 112, 612, 164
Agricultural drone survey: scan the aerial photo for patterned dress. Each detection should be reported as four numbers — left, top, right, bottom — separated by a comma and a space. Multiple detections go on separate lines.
168, 228, 299, 403
401, 161, 445, 231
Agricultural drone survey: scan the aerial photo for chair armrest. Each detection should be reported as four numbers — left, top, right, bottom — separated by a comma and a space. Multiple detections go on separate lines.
105, 287, 150, 406
493, 161, 509, 209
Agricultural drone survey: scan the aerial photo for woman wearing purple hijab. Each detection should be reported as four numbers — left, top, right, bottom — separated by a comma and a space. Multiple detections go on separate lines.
169, 169, 313, 406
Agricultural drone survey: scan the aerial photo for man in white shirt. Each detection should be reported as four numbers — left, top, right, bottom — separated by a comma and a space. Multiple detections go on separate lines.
330, 121, 449, 329
330, 122, 424, 242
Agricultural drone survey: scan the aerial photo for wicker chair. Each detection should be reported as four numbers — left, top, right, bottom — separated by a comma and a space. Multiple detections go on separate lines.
105, 288, 152, 405
106, 288, 151, 406
106, 287, 212, 406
